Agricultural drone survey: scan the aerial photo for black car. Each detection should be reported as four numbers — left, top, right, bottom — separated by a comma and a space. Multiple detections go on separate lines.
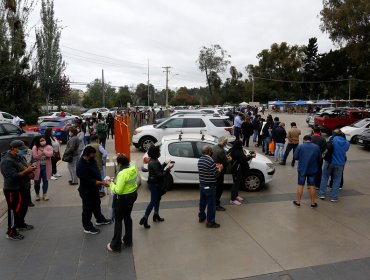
357, 129, 370, 149
0, 122, 39, 159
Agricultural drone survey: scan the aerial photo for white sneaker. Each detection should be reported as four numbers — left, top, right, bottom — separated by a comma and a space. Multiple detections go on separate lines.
54, 173, 62, 177
236, 196, 244, 202
50, 176, 57, 180
230, 200, 242, 205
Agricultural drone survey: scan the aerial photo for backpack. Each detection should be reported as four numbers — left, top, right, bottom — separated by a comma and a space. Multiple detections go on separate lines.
323, 137, 334, 162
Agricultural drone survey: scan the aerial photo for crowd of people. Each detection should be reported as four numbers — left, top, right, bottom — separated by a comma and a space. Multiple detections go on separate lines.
0, 107, 351, 252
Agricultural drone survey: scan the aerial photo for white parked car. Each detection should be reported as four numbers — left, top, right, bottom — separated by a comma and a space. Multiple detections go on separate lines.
81, 108, 110, 119
341, 118, 370, 143
132, 114, 235, 151
37, 112, 79, 124
0, 112, 24, 126
140, 134, 275, 191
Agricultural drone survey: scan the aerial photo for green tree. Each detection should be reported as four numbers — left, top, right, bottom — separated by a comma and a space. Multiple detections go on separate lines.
82, 79, 116, 108
196, 44, 230, 101
114, 86, 132, 107
35, 0, 65, 111
320, 0, 370, 63
0, 0, 38, 115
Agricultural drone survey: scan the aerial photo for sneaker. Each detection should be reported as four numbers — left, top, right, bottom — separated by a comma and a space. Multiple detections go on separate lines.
107, 243, 120, 252
230, 200, 242, 206
43, 195, 49, 201
216, 205, 226, 211
50, 176, 57, 180
84, 228, 100, 235
17, 224, 34, 231
35, 194, 40, 201
54, 173, 62, 177
293, 200, 301, 207
206, 222, 221, 228
310, 203, 318, 208
330, 199, 338, 202
319, 196, 326, 200
6, 233, 24, 240
236, 196, 244, 202
96, 219, 111, 226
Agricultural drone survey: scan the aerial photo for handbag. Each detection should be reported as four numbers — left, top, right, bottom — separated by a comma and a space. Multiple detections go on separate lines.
54, 151, 61, 162
62, 152, 73, 163
269, 140, 275, 154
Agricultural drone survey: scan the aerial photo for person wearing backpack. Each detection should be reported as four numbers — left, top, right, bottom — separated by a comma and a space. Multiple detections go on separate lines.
318, 129, 349, 202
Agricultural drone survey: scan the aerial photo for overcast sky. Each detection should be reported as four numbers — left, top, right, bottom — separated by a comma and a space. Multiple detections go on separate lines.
27, 0, 336, 91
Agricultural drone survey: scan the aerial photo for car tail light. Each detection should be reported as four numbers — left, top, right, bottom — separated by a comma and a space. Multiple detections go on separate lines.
143, 157, 150, 164
224, 127, 233, 135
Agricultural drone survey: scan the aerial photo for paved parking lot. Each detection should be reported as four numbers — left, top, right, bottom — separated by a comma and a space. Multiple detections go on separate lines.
0, 113, 370, 279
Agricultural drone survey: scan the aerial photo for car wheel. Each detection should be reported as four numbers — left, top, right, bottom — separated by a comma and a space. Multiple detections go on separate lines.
140, 136, 156, 151
243, 170, 264, 192
351, 135, 358, 144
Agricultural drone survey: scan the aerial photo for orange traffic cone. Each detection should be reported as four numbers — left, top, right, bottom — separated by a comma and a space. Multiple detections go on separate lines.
25, 123, 29, 131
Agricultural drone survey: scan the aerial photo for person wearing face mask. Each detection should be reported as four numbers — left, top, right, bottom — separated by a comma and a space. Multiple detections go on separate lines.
64, 127, 80, 185
96, 118, 108, 148
1, 140, 36, 240
198, 145, 223, 228
32, 136, 53, 201
76, 146, 111, 235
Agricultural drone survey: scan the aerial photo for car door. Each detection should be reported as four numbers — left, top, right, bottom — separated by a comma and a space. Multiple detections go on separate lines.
157, 118, 184, 138
167, 141, 198, 183
182, 118, 207, 134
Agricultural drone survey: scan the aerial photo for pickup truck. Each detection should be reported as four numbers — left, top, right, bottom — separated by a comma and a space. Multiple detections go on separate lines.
315, 110, 369, 134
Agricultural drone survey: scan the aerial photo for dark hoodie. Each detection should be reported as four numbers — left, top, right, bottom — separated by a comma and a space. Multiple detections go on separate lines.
0, 152, 23, 191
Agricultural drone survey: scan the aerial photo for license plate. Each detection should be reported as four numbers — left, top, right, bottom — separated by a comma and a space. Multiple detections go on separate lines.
358, 139, 363, 143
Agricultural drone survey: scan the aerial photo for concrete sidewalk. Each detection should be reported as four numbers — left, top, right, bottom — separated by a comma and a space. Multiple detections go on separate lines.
1, 115, 370, 279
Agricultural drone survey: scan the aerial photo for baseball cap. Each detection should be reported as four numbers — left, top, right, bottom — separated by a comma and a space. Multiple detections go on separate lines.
9, 140, 28, 150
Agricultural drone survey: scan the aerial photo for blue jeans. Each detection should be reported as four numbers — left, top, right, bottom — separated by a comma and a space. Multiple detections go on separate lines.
253, 129, 259, 142
144, 183, 161, 217
274, 143, 285, 161
34, 165, 49, 195
282, 143, 298, 164
199, 185, 216, 224
319, 162, 344, 200
234, 127, 241, 141
264, 136, 271, 154
84, 135, 91, 145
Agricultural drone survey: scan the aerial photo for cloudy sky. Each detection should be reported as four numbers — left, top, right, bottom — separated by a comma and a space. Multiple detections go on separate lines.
27, 0, 336, 91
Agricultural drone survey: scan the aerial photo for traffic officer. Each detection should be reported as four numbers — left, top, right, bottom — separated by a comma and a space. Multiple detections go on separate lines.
107, 154, 138, 252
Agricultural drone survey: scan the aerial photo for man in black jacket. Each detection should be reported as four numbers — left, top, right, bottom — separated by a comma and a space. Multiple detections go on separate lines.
76, 146, 111, 235
1, 140, 36, 240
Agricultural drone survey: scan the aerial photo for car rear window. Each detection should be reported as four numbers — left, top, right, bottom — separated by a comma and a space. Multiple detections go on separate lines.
40, 121, 62, 127
210, 119, 232, 127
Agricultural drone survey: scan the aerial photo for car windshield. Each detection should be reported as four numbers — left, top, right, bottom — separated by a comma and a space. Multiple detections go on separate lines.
351, 119, 369, 128
40, 121, 62, 127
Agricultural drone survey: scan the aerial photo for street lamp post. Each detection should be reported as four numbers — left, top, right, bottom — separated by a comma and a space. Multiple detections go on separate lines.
249, 75, 255, 103
348, 75, 352, 102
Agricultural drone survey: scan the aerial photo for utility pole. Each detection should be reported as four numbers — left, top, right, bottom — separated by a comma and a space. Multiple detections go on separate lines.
162, 66, 172, 107
147, 59, 150, 106
102, 69, 105, 107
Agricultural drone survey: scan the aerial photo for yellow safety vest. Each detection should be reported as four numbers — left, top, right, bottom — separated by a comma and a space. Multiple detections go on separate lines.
109, 165, 138, 195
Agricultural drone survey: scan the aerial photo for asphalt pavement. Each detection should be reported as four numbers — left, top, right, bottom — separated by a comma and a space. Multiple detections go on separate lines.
0, 113, 370, 280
